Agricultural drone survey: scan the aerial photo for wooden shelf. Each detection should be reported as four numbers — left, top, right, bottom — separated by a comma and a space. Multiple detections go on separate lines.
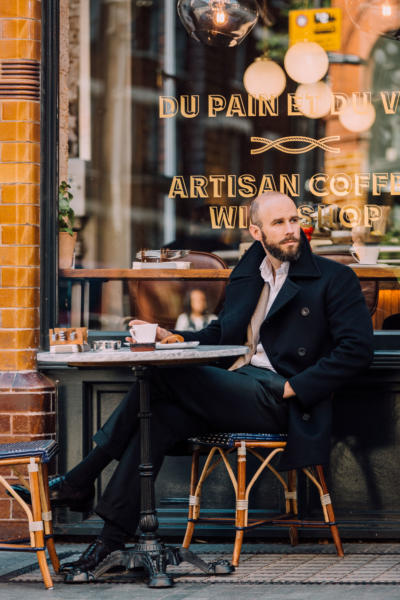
60, 266, 400, 281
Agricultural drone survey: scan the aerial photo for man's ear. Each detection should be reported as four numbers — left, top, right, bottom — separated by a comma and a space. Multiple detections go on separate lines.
249, 223, 262, 242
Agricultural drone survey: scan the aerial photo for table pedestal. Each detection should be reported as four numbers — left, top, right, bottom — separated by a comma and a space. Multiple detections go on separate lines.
75, 544, 234, 586
66, 365, 233, 587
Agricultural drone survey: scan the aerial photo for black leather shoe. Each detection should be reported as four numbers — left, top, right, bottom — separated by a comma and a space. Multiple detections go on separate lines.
61, 538, 123, 576
10, 475, 95, 512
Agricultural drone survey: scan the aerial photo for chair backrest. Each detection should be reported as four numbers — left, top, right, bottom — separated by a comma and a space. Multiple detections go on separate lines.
316, 251, 379, 316
128, 251, 227, 330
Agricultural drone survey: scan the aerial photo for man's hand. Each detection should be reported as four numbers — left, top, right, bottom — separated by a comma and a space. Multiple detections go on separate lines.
283, 381, 296, 399
126, 319, 172, 343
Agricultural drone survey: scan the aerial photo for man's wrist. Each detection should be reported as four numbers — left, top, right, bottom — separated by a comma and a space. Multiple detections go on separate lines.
283, 381, 296, 398
157, 327, 172, 341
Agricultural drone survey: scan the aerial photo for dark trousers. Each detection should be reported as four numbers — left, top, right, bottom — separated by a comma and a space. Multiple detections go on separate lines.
93, 364, 289, 536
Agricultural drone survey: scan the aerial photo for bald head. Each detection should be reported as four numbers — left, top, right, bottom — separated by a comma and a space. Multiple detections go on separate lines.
250, 192, 296, 228
248, 192, 301, 265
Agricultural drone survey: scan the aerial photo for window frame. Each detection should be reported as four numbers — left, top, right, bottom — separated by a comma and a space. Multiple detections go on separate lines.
40, 0, 60, 350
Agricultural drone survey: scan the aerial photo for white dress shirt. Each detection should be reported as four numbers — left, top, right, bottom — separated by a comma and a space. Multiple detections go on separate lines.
250, 256, 289, 372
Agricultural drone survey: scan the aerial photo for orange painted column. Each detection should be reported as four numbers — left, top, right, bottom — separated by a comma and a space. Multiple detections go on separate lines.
0, 1, 56, 538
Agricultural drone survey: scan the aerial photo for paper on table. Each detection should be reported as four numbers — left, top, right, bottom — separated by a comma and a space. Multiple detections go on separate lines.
131, 261, 191, 269
155, 341, 200, 349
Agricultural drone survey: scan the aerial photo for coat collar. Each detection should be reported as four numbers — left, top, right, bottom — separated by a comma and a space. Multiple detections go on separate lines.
232, 230, 321, 281
228, 231, 321, 325
288, 230, 321, 279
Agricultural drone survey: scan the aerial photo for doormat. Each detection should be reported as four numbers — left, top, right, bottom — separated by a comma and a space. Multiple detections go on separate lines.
6, 544, 400, 585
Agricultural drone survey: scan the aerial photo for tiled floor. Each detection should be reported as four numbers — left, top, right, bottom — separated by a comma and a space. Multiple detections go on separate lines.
7, 542, 400, 585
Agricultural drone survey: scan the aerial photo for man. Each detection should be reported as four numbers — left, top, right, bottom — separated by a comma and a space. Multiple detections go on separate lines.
14, 192, 374, 577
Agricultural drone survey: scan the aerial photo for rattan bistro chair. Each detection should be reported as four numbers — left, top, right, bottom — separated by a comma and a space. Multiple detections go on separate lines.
0, 440, 60, 589
182, 433, 344, 567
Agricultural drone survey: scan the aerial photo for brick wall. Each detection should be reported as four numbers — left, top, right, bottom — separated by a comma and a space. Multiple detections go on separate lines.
0, 0, 57, 538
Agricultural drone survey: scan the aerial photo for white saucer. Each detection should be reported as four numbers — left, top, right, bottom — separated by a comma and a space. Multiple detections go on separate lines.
155, 341, 200, 349
349, 263, 389, 268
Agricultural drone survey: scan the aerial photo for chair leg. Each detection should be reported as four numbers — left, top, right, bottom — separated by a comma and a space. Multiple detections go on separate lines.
39, 463, 60, 573
316, 465, 344, 558
29, 459, 54, 589
232, 442, 247, 567
37, 550, 54, 590
182, 449, 200, 549
287, 470, 298, 515
287, 469, 299, 546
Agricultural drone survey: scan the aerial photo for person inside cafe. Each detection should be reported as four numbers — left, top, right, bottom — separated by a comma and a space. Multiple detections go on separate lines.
13, 191, 374, 579
175, 288, 217, 331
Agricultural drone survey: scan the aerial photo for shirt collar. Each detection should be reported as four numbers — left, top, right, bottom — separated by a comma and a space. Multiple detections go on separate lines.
259, 256, 289, 284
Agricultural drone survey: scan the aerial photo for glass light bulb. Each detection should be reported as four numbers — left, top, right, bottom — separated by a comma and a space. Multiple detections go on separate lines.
345, 1, 400, 39
177, 0, 259, 48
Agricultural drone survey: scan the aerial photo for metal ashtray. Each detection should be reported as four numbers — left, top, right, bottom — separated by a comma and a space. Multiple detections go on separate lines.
92, 340, 122, 351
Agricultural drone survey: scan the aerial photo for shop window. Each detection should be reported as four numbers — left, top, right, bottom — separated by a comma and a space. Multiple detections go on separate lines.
58, 0, 400, 333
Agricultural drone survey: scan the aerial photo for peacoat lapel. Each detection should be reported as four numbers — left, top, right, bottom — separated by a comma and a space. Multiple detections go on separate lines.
264, 232, 322, 321
221, 233, 321, 341
220, 242, 265, 344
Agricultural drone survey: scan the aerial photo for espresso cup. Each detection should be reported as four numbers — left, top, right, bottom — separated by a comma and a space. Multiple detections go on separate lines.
350, 245, 380, 265
129, 323, 158, 343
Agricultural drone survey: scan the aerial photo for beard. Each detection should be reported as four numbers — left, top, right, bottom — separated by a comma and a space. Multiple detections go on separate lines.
261, 230, 301, 262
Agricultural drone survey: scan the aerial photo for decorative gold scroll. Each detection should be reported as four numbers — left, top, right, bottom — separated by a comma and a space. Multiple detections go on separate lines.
250, 135, 341, 155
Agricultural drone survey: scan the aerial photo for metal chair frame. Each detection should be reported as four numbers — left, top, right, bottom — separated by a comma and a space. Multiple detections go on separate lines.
182, 439, 344, 567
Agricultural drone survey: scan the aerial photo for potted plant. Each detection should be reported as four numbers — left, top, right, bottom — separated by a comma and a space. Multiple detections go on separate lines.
58, 180, 77, 269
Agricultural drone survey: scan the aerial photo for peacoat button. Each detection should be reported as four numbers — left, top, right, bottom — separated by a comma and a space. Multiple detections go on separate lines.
300, 306, 310, 317
302, 413, 311, 421
297, 347, 307, 357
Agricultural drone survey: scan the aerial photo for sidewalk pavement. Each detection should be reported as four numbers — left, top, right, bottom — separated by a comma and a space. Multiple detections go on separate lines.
1, 542, 400, 599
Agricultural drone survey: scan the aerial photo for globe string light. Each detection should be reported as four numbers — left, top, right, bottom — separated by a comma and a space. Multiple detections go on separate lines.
338, 99, 376, 132
295, 81, 333, 119
243, 52, 286, 99
284, 41, 329, 84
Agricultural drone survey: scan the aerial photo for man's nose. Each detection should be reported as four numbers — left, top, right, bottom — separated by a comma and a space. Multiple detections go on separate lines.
285, 221, 296, 235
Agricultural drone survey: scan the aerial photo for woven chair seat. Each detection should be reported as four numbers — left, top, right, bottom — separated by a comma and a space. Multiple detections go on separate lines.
0, 440, 58, 463
189, 432, 287, 449
183, 431, 344, 565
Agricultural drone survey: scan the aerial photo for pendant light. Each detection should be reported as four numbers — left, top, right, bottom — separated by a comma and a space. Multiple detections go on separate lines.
295, 81, 333, 118
243, 54, 286, 98
345, 0, 400, 40
339, 100, 376, 132
177, 0, 259, 47
284, 41, 329, 84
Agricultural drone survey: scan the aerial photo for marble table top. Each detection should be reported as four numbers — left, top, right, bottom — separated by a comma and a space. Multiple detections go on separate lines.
37, 345, 248, 367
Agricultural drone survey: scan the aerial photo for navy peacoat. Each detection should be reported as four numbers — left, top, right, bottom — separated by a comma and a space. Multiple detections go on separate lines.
180, 234, 374, 469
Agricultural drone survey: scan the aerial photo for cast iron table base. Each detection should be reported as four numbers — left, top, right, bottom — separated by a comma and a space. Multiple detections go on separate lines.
65, 545, 234, 586
65, 365, 234, 587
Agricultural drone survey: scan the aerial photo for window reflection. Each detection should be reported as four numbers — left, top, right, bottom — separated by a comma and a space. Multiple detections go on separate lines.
60, 0, 400, 332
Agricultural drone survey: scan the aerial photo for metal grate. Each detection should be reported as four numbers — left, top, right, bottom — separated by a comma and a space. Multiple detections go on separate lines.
0, 60, 40, 100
